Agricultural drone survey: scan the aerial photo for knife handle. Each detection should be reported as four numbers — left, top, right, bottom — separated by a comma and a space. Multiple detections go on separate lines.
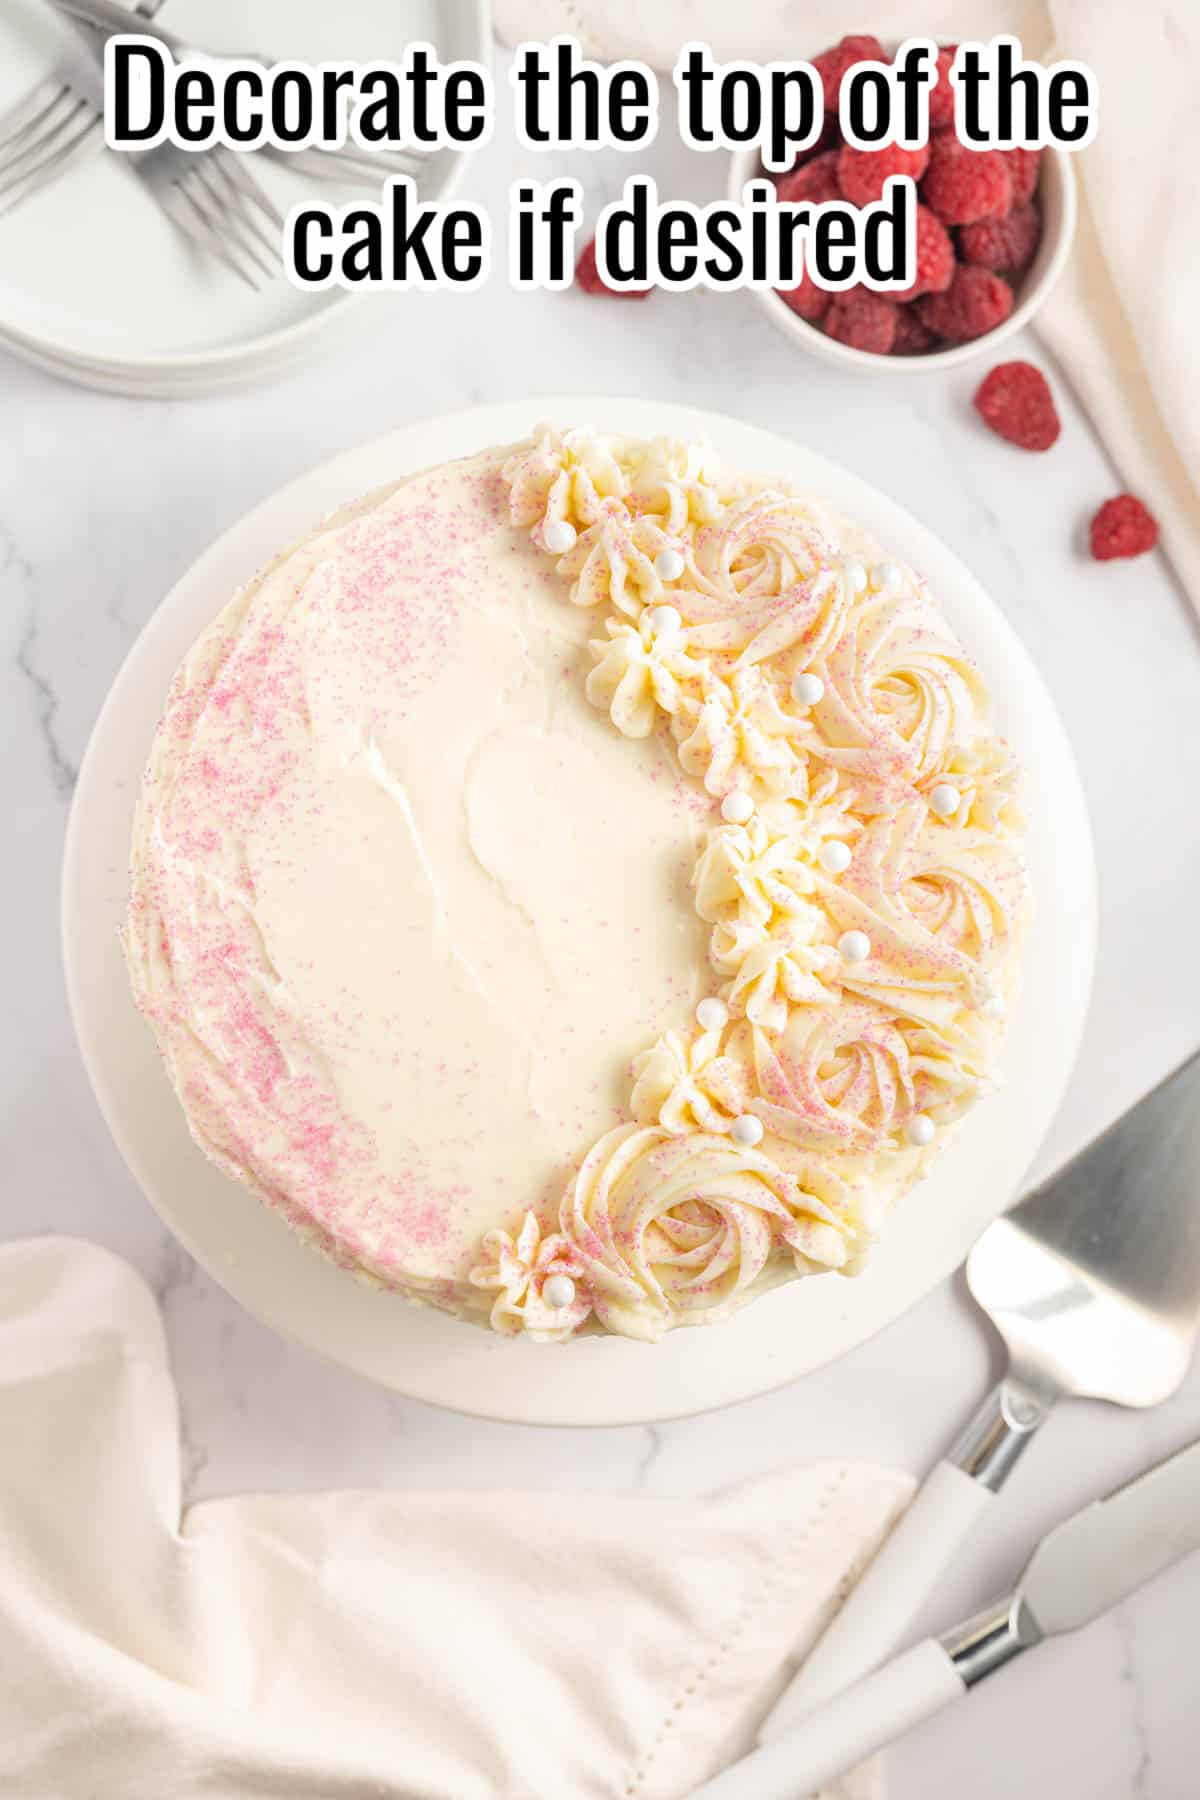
759, 1461, 990, 1741
693, 1639, 965, 1800
759, 1379, 1047, 1743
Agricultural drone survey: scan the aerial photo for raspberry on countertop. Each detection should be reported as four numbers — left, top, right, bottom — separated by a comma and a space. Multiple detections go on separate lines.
973, 362, 1061, 451
1089, 495, 1160, 561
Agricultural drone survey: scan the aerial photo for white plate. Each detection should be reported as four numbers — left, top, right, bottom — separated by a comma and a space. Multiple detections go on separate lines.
0, 0, 487, 395
62, 398, 1096, 1426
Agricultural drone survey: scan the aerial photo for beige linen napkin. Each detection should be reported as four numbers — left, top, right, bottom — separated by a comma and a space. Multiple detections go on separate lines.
495, 1, 1200, 617
0, 1238, 910, 1800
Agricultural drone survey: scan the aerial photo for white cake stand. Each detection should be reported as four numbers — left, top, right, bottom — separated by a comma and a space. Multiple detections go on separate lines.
62, 398, 1096, 1426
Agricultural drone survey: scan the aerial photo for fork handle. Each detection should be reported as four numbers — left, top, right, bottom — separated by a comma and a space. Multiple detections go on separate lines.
51, 0, 185, 54
758, 1379, 1050, 1744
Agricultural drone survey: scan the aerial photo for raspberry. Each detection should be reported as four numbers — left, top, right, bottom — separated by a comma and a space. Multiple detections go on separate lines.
777, 124, 838, 173
777, 268, 830, 322
928, 45, 958, 130
1089, 495, 1159, 561
916, 265, 1014, 342
973, 361, 1061, 450
960, 201, 1042, 273
823, 288, 897, 354
575, 235, 649, 300
921, 132, 1012, 225
812, 35, 886, 117
889, 202, 954, 301
891, 305, 938, 355
1002, 147, 1042, 205
776, 149, 841, 207
837, 141, 930, 206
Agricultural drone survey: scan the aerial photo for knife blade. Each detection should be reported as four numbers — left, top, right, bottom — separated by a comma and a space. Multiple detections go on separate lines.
1019, 1435, 1200, 1636
694, 1436, 1200, 1800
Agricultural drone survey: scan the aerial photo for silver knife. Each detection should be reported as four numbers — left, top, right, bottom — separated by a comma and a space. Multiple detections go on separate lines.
762, 1048, 1200, 1738
694, 1434, 1200, 1800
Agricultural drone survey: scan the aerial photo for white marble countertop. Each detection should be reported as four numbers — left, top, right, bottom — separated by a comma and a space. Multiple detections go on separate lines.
4, 57, 1200, 1799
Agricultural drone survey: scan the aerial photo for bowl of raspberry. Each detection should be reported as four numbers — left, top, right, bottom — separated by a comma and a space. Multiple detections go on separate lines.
729, 34, 1077, 372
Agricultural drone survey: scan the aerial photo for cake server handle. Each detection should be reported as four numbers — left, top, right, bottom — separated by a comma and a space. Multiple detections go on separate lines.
759, 1377, 1049, 1742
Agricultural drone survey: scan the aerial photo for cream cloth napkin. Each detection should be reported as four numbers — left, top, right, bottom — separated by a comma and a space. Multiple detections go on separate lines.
0, 1238, 910, 1800
495, 1, 1200, 617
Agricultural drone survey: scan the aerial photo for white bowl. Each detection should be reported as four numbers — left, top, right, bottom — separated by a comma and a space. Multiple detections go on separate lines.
62, 396, 1095, 1427
729, 137, 1076, 374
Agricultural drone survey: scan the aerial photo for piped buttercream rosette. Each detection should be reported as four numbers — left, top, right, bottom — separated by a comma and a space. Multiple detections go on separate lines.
562, 1125, 865, 1341
468, 427, 1029, 1343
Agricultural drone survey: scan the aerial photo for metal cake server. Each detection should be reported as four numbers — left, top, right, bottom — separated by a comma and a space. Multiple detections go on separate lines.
762, 1046, 1200, 1741
698, 1433, 1200, 1798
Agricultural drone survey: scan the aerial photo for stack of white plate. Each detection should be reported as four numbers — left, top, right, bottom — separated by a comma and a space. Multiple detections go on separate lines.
0, 0, 488, 397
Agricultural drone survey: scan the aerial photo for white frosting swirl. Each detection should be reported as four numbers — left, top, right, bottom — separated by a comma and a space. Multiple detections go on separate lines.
586, 613, 706, 739
748, 1003, 987, 1156
826, 802, 1028, 1011
560, 1125, 863, 1340
677, 490, 852, 665
801, 587, 990, 810
674, 666, 803, 796
502, 424, 628, 538
468, 1211, 591, 1343
716, 920, 838, 1032
933, 734, 1023, 835
693, 815, 819, 929
627, 435, 728, 533
558, 501, 679, 617
630, 1027, 748, 1134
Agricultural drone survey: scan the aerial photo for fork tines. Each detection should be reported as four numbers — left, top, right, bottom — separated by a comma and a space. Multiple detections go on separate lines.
0, 80, 104, 216
164, 147, 285, 289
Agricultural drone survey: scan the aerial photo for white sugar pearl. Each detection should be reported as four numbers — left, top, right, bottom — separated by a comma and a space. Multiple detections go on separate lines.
929, 783, 961, 819
654, 547, 686, 582
646, 604, 682, 638
542, 1273, 576, 1310
543, 519, 577, 555
844, 560, 868, 594
981, 993, 1006, 1019
819, 840, 852, 875
905, 1113, 936, 1147
721, 791, 754, 824
872, 561, 902, 593
838, 929, 871, 964
696, 997, 729, 1032
731, 1114, 764, 1148
791, 671, 825, 708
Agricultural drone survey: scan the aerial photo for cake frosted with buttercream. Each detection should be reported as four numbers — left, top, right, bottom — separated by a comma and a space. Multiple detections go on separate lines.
125, 426, 1029, 1343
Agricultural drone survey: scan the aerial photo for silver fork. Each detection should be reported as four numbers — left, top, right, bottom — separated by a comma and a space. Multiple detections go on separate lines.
0, 0, 162, 216
50, 0, 426, 184
135, 136, 285, 287
0, 2, 282, 284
